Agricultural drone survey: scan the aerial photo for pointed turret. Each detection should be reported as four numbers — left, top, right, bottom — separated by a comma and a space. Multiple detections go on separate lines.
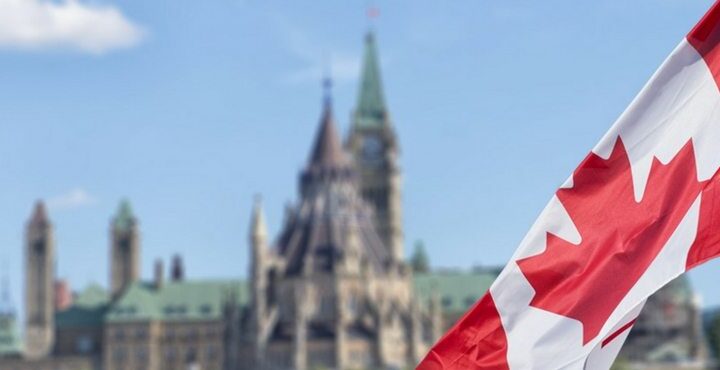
307, 79, 348, 170
113, 199, 136, 231
249, 196, 269, 365
355, 31, 387, 128
250, 196, 268, 244
301, 78, 355, 197
110, 199, 140, 299
29, 201, 49, 229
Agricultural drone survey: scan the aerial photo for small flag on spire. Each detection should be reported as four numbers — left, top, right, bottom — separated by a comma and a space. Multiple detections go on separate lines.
367, 6, 380, 19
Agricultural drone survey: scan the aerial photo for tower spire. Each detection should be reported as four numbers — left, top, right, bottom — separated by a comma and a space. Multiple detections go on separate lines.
355, 30, 387, 128
347, 31, 404, 266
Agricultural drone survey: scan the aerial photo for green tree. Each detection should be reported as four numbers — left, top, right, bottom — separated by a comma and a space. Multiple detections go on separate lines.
411, 240, 430, 273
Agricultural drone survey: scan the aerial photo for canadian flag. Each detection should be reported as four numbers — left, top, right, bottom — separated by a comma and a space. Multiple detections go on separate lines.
418, 2, 720, 370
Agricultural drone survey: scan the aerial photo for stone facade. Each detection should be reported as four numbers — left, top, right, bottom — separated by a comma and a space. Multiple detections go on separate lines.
230, 32, 442, 370
24, 202, 56, 360
618, 277, 710, 369
237, 102, 438, 367
346, 32, 404, 265
0, 30, 713, 370
110, 200, 141, 300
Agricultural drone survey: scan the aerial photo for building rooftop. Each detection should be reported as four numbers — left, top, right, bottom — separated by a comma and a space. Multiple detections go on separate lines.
55, 270, 496, 326
105, 279, 247, 323
55, 283, 110, 328
414, 270, 498, 314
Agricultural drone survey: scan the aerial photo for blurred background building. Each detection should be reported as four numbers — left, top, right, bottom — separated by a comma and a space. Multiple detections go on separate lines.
0, 30, 715, 370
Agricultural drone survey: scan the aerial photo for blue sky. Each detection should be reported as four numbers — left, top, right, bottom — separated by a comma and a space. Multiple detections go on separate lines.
2, 0, 720, 315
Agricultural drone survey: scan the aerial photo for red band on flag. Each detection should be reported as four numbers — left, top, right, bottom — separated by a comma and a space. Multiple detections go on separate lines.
601, 319, 637, 348
688, 0, 720, 88
417, 293, 509, 370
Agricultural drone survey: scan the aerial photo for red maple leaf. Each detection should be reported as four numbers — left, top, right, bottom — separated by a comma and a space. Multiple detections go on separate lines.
517, 137, 705, 344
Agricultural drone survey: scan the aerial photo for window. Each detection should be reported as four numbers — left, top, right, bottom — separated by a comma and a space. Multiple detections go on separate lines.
164, 305, 188, 317
76, 335, 93, 354
319, 295, 333, 315
135, 327, 147, 340
205, 345, 218, 361
164, 347, 177, 361
187, 327, 199, 341
135, 347, 148, 363
204, 326, 220, 338
165, 327, 176, 341
186, 348, 198, 363
112, 346, 127, 362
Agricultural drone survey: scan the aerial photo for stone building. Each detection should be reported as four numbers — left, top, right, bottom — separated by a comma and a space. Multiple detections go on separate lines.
617, 276, 710, 369
232, 77, 435, 370
0, 30, 711, 370
24, 202, 56, 360
228, 31, 445, 370
0, 31, 496, 370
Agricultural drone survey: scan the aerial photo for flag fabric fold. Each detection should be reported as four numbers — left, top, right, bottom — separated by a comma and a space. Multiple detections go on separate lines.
418, 1, 720, 369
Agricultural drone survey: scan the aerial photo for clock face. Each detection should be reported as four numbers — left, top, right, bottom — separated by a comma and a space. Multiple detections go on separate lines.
362, 136, 383, 162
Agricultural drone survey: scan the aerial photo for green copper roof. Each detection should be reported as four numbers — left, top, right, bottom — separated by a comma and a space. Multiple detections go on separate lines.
56, 283, 110, 328
105, 279, 247, 323
0, 312, 21, 356
75, 284, 110, 306
414, 269, 499, 314
113, 199, 136, 231
54, 269, 495, 326
355, 32, 387, 129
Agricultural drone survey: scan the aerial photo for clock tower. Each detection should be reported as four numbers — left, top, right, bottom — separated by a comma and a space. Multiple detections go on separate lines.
347, 31, 404, 265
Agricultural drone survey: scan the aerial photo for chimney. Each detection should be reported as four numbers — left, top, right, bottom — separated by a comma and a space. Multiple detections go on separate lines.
154, 259, 164, 289
54, 279, 73, 311
171, 254, 184, 282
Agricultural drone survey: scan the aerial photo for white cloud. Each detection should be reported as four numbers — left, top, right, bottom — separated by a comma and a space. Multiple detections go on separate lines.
0, 0, 144, 54
48, 188, 97, 210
